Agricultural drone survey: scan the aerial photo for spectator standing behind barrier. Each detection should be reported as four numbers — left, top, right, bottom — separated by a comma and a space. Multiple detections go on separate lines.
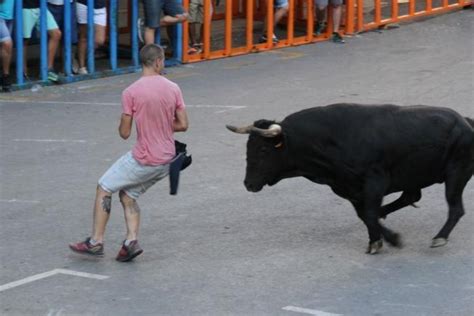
314, 0, 345, 43
47, 0, 78, 73
259, 0, 288, 44
69, 44, 189, 262
76, 0, 106, 75
187, 0, 212, 54
22, 0, 62, 82
0, 0, 14, 92
139, 0, 188, 46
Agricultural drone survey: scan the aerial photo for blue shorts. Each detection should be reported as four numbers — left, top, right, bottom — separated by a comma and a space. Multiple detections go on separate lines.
142, 0, 185, 28
275, 0, 289, 8
47, 3, 78, 44
0, 18, 13, 43
98, 151, 170, 200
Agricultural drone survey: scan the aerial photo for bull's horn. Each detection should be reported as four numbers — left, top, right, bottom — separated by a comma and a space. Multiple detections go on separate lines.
251, 124, 282, 137
226, 124, 253, 134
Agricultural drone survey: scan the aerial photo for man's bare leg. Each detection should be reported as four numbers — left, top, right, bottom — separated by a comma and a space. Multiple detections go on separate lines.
332, 5, 342, 33
119, 190, 140, 241
91, 185, 112, 243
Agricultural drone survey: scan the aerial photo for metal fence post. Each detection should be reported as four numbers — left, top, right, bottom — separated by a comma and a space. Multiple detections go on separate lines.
64, 0, 72, 77
131, 0, 139, 67
40, 0, 48, 81
15, 0, 24, 86
110, 0, 118, 70
87, 0, 95, 73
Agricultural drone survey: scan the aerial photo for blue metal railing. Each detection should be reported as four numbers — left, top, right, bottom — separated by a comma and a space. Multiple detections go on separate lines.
12, 0, 183, 90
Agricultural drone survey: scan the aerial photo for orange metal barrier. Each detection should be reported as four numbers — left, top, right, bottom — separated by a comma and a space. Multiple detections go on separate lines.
182, 0, 472, 63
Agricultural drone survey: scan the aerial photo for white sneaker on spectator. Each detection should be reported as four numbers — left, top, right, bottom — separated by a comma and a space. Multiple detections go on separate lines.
137, 18, 145, 44
72, 58, 79, 74
78, 67, 88, 75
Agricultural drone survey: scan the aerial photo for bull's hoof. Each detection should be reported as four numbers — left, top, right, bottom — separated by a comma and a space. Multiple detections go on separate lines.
366, 240, 383, 254
431, 238, 448, 248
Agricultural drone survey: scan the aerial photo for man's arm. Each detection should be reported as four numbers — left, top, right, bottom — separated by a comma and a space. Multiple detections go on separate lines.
173, 108, 189, 132
119, 114, 133, 139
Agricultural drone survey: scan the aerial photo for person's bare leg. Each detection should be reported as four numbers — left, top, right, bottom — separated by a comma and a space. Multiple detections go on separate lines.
144, 27, 156, 45
94, 24, 106, 48
316, 6, 326, 24
119, 191, 140, 241
77, 24, 87, 68
274, 6, 288, 26
91, 185, 112, 243
47, 29, 61, 69
332, 5, 342, 33
1, 40, 12, 75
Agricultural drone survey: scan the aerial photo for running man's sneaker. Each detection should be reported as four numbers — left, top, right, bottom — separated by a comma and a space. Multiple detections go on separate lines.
47, 69, 60, 82
137, 17, 145, 44
1, 74, 12, 92
116, 240, 143, 262
69, 237, 104, 256
331, 32, 345, 44
259, 33, 279, 44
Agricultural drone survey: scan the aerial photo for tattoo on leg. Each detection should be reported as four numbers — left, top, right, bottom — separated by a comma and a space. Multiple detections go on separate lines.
131, 201, 141, 214
102, 196, 112, 214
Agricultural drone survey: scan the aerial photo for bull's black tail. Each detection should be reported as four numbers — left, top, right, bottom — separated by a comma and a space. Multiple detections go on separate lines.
466, 117, 474, 129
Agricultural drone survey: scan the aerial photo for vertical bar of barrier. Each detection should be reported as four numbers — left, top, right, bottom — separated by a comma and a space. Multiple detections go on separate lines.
203, 0, 211, 58
175, 18, 183, 60
225, 0, 233, 55
427, 0, 432, 12
357, 0, 363, 32
40, 0, 48, 81
110, 0, 118, 70
442, 0, 448, 7
266, 0, 274, 47
307, 0, 314, 41
131, 0, 139, 67
287, 0, 294, 45
391, 0, 398, 21
15, 0, 24, 85
64, 0, 72, 76
87, 0, 95, 73
345, 0, 354, 35
374, 0, 381, 25
182, 0, 190, 62
409, 0, 415, 15
246, 0, 254, 51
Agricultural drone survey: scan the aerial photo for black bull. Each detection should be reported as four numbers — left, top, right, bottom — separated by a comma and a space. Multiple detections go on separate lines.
227, 104, 474, 254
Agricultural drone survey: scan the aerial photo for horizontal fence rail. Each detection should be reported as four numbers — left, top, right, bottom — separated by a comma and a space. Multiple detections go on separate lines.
6, 0, 471, 90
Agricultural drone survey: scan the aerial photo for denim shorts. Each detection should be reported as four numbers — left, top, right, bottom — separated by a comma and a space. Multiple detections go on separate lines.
142, 0, 185, 28
47, 3, 78, 44
0, 19, 13, 43
314, 0, 343, 7
275, 0, 289, 8
98, 152, 170, 200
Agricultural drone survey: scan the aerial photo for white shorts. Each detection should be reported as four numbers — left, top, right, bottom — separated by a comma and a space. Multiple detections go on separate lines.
76, 2, 107, 26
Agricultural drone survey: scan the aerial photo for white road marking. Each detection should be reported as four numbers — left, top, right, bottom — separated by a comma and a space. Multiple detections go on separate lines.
0, 269, 109, 292
282, 306, 343, 316
0, 199, 40, 204
12, 139, 87, 143
0, 99, 247, 110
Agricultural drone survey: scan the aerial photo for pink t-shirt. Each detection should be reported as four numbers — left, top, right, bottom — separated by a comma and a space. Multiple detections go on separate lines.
122, 75, 185, 166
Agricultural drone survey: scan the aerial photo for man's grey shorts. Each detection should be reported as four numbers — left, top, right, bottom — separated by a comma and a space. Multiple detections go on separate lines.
315, 0, 343, 7
98, 151, 170, 199
0, 19, 13, 43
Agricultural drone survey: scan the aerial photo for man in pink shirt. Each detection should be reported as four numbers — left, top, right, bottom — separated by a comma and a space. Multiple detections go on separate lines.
69, 44, 189, 262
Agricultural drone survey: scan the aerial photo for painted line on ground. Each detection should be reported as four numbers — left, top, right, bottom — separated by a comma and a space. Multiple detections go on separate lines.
282, 306, 343, 316
0, 199, 40, 204
12, 139, 87, 143
0, 269, 109, 292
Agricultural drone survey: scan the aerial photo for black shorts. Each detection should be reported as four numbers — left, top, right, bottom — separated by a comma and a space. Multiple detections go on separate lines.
142, 0, 185, 28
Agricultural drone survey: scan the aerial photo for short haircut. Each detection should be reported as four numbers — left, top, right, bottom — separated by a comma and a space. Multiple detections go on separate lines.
140, 44, 164, 67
